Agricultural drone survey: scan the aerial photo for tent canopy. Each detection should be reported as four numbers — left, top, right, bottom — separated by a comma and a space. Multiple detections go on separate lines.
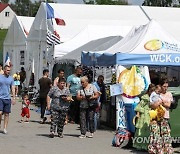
142, 6, 180, 41
56, 35, 122, 64
4, 15, 34, 46
54, 25, 131, 58
82, 20, 180, 66
26, 3, 180, 87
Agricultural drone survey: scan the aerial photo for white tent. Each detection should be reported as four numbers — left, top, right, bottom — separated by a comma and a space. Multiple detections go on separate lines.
27, 3, 149, 87
3, 15, 34, 74
82, 20, 180, 67
100, 19, 180, 55
57, 35, 123, 64
50, 3, 149, 41
142, 6, 180, 41
54, 25, 131, 58
27, 3, 180, 87
26, 3, 48, 88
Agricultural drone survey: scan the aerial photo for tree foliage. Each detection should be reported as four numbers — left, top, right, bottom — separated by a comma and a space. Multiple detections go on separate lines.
142, 0, 180, 7
1, 0, 10, 3
84, 0, 128, 5
10, 0, 55, 17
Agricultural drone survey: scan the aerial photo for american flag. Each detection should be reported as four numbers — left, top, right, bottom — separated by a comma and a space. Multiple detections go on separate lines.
47, 30, 61, 46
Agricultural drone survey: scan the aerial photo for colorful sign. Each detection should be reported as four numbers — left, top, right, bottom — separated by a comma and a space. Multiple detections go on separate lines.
118, 66, 146, 97
116, 95, 126, 129
144, 39, 180, 52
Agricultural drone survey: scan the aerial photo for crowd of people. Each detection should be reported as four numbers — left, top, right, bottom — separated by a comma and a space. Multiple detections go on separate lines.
0, 63, 176, 153
0, 64, 107, 138
0, 65, 105, 138
36, 66, 108, 138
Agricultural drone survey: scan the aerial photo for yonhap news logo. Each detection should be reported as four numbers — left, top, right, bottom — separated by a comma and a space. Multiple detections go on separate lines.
132, 136, 180, 144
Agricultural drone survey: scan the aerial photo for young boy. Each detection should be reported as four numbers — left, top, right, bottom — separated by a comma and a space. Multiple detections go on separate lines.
20, 94, 30, 123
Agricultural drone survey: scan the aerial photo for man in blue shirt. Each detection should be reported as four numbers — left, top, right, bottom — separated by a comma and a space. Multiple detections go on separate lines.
0, 65, 16, 134
67, 67, 82, 124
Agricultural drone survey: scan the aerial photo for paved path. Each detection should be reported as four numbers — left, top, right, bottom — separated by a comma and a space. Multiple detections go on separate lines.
0, 98, 146, 154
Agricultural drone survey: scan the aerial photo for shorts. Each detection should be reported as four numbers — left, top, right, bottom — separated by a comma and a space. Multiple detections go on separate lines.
0, 99, 11, 113
21, 107, 30, 118
14, 80, 20, 86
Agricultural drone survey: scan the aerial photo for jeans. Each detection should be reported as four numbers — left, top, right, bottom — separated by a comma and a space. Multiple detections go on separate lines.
80, 108, 95, 135
39, 97, 47, 119
94, 111, 100, 131
68, 96, 80, 123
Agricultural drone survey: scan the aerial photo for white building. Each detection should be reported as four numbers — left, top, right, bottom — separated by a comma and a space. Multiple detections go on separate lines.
0, 3, 15, 29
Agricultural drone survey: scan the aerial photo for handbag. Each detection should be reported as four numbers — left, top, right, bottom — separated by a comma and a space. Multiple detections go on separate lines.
170, 97, 178, 110
82, 88, 98, 109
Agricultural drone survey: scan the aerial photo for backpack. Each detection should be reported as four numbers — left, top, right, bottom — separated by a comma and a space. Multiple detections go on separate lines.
112, 127, 131, 147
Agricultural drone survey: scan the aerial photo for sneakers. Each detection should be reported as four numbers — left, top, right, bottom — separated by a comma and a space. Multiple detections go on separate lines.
49, 133, 55, 138
49, 133, 63, 138
19, 120, 24, 123
3, 129, 7, 134
58, 134, 63, 138
79, 133, 93, 139
79, 134, 86, 139
40, 117, 47, 124
87, 133, 94, 138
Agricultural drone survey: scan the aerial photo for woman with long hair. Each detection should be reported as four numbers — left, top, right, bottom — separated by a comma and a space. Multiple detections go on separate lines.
148, 78, 173, 154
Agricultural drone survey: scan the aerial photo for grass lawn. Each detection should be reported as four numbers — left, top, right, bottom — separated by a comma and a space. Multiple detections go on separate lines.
0, 29, 8, 63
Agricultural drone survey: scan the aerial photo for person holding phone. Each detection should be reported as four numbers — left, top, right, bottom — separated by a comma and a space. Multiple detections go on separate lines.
47, 78, 72, 138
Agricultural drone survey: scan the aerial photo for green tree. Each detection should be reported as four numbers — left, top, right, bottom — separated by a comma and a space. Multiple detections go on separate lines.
84, 0, 128, 5
0, 29, 8, 63
10, 0, 56, 17
1, 0, 9, 3
142, 0, 179, 7
10, 0, 33, 16
29, 1, 41, 17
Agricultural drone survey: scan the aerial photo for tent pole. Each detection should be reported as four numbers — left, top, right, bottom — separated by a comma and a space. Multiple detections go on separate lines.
92, 53, 96, 82
93, 66, 95, 82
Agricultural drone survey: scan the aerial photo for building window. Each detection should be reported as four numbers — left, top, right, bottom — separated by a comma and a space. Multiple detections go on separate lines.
5, 12, 10, 17
20, 50, 25, 65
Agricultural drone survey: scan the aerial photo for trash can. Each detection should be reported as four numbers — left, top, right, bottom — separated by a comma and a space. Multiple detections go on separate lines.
124, 103, 138, 133
169, 96, 180, 137
168, 87, 180, 137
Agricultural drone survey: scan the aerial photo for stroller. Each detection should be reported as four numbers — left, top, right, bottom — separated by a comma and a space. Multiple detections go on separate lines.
21, 85, 39, 104
27, 86, 39, 104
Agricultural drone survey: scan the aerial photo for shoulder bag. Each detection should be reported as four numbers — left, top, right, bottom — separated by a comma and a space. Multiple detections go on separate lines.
82, 88, 98, 109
